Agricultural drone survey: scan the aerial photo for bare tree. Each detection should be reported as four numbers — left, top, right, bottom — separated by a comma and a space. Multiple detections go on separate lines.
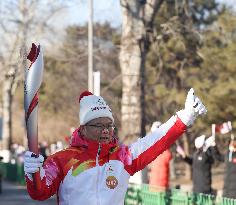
0, 0, 69, 150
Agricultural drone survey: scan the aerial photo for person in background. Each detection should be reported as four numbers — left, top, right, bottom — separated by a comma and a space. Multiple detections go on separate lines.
149, 121, 172, 191
55, 141, 64, 152
24, 88, 206, 205
223, 136, 236, 199
39, 141, 49, 160
64, 127, 76, 146
176, 135, 223, 195
0, 155, 3, 194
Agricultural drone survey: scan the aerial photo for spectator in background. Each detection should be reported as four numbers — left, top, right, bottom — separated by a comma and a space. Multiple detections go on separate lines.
0, 155, 3, 194
50, 143, 57, 155
9, 143, 25, 164
176, 135, 223, 195
64, 127, 76, 146
56, 141, 64, 152
149, 121, 172, 191
223, 137, 236, 199
39, 141, 49, 160
10, 143, 19, 164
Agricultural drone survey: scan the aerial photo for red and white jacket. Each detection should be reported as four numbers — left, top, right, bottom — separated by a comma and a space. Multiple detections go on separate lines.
26, 115, 186, 205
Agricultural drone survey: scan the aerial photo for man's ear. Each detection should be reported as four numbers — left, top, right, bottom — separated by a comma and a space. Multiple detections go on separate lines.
80, 125, 86, 136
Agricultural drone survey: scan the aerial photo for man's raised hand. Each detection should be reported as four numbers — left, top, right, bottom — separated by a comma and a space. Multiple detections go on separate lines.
177, 88, 207, 126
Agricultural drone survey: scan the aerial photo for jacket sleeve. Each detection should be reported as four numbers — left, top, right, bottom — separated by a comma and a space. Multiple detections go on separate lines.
209, 146, 225, 162
25, 155, 63, 201
183, 155, 193, 165
125, 115, 186, 175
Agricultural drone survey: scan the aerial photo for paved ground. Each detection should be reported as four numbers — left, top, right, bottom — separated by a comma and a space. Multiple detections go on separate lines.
0, 180, 56, 205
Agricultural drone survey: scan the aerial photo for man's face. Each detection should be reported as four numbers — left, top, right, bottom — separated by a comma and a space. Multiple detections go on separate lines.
82, 117, 115, 144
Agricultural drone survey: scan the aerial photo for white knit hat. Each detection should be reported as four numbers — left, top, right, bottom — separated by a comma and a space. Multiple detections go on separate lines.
194, 135, 206, 149
79, 91, 114, 125
150, 121, 162, 132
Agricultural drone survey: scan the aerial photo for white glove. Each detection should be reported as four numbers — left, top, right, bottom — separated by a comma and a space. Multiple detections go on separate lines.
203, 136, 216, 152
205, 136, 216, 147
176, 145, 186, 158
24, 151, 44, 180
177, 88, 207, 126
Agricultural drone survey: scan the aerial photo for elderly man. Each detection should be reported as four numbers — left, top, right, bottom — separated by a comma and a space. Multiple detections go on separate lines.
24, 88, 206, 205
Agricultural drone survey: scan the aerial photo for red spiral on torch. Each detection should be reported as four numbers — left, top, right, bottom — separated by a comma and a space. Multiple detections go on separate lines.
26, 93, 39, 122
27, 43, 40, 68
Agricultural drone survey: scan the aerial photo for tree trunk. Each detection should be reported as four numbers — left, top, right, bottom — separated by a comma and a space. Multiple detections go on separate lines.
119, 0, 164, 183
2, 76, 14, 150
119, 38, 144, 141
183, 133, 191, 180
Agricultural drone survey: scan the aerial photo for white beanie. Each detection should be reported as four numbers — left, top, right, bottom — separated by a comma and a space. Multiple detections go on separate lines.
79, 91, 114, 125
194, 135, 206, 149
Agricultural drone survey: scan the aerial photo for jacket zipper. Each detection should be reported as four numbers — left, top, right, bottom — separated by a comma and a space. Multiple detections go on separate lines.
96, 143, 101, 205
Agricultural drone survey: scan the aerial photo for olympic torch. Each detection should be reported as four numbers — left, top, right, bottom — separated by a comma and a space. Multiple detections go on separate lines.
24, 43, 44, 190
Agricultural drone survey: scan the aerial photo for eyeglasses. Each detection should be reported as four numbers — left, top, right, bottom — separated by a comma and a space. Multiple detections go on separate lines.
86, 124, 115, 131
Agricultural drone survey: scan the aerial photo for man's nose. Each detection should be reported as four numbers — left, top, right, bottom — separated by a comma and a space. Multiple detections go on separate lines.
102, 127, 109, 134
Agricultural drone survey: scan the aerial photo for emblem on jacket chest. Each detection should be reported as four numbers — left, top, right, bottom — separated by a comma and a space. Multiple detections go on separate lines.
106, 165, 118, 189
198, 156, 202, 160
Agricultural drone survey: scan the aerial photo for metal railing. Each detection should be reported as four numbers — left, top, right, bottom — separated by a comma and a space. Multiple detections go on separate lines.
0, 162, 25, 186
125, 183, 236, 205
1, 162, 236, 205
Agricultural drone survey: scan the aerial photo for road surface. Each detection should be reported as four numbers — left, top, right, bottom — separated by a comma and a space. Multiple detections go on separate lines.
0, 180, 56, 205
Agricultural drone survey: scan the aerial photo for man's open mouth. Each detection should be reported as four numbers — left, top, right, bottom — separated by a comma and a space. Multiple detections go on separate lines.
99, 136, 110, 140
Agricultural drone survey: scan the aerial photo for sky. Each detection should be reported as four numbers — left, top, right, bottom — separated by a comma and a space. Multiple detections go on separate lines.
67, 0, 122, 27
65, 0, 235, 28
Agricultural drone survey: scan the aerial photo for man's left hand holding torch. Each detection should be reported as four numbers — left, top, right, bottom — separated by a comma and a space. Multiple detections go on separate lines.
24, 43, 44, 190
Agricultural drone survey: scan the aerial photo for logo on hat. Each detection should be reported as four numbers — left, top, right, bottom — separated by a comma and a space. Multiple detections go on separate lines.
79, 91, 114, 125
